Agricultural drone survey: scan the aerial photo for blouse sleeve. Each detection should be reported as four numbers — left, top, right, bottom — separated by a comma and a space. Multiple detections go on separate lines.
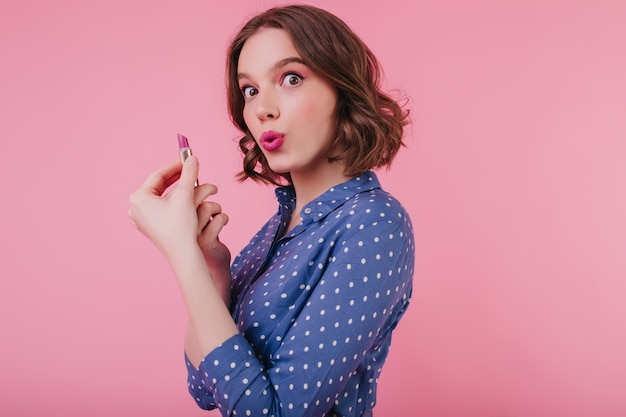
194, 209, 414, 417
185, 352, 217, 410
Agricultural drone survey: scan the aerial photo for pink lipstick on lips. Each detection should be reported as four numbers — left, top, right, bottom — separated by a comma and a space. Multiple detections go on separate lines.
177, 133, 198, 187
260, 130, 285, 152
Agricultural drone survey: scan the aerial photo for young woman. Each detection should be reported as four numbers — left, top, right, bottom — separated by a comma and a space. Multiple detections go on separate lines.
128, 5, 414, 416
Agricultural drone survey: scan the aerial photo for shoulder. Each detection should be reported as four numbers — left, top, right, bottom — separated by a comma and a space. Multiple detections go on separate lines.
324, 186, 414, 268
347, 185, 413, 233
331, 171, 412, 224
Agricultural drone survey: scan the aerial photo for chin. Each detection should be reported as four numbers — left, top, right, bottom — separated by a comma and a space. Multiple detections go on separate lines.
266, 161, 293, 176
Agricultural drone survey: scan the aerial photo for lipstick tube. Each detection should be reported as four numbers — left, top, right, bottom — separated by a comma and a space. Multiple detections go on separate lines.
177, 133, 198, 187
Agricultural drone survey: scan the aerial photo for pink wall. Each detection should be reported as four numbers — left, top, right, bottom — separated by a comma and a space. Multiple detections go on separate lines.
1, 1, 625, 416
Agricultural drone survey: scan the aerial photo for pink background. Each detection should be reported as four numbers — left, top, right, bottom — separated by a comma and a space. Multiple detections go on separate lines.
1, 1, 625, 416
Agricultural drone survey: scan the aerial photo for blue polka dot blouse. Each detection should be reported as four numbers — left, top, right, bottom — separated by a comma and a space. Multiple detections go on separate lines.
185, 171, 415, 417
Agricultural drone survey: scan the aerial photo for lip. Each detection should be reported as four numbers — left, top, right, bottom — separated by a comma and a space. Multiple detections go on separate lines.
259, 130, 285, 152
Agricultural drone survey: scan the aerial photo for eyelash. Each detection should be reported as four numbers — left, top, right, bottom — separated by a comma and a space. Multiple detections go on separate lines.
240, 72, 305, 100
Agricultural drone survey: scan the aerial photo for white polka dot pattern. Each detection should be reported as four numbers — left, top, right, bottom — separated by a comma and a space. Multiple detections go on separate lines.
186, 171, 414, 417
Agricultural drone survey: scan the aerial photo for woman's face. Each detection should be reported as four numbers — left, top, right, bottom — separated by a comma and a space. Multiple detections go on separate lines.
237, 28, 343, 181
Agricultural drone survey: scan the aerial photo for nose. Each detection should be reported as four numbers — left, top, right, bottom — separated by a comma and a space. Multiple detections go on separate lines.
254, 88, 280, 121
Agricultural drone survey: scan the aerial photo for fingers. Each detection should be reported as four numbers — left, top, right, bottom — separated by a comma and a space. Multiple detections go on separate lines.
196, 201, 224, 231
198, 212, 229, 248
194, 183, 218, 207
137, 154, 200, 198
128, 155, 221, 236
128, 158, 183, 228
140, 158, 182, 196
177, 155, 200, 193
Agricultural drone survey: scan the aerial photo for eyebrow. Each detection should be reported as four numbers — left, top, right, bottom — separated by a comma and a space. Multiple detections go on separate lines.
238, 57, 305, 80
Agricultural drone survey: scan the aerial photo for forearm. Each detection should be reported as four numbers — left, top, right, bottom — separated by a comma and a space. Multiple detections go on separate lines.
184, 262, 232, 367
209, 265, 232, 308
184, 323, 204, 368
168, 242, 238, 360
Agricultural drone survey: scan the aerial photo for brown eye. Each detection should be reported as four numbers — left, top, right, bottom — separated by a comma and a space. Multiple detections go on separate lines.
241, 86, 258, 99
283, 73, 303, 87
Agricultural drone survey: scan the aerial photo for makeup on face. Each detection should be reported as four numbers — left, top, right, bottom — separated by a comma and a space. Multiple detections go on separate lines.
238, 28, 339, 178
177, 133, 198, 187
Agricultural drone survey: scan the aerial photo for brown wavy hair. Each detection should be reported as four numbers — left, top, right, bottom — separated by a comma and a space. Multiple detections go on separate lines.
226, 4, 410, 186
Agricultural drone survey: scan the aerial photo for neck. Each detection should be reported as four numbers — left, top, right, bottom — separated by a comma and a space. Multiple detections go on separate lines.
289, 164, 351, 212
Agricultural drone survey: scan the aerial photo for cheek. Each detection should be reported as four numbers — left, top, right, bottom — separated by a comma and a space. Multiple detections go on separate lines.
290, 95, 335, 125
312, 89, 337, 124
242, 105, 256, 131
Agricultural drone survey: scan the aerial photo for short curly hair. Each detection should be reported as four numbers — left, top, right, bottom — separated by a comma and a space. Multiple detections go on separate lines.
226, 4, 410, 186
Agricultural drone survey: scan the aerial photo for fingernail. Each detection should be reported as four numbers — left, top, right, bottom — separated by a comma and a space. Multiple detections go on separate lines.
185, 155, 198, 166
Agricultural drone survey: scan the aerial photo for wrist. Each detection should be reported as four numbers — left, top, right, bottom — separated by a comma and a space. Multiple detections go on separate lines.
162, 240, 204, 272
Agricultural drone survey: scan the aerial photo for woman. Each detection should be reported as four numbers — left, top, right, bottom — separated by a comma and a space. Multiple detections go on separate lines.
128, 4, 414, 416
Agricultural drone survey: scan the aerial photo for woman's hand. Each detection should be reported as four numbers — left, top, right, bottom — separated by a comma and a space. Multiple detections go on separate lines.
197, 199, 231, 271
196, 185, 232, 305
129, 155, 239, 358
128, 155, 215, 262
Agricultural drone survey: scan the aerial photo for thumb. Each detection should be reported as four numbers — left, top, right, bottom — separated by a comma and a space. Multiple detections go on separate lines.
179, 154, 199, 190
